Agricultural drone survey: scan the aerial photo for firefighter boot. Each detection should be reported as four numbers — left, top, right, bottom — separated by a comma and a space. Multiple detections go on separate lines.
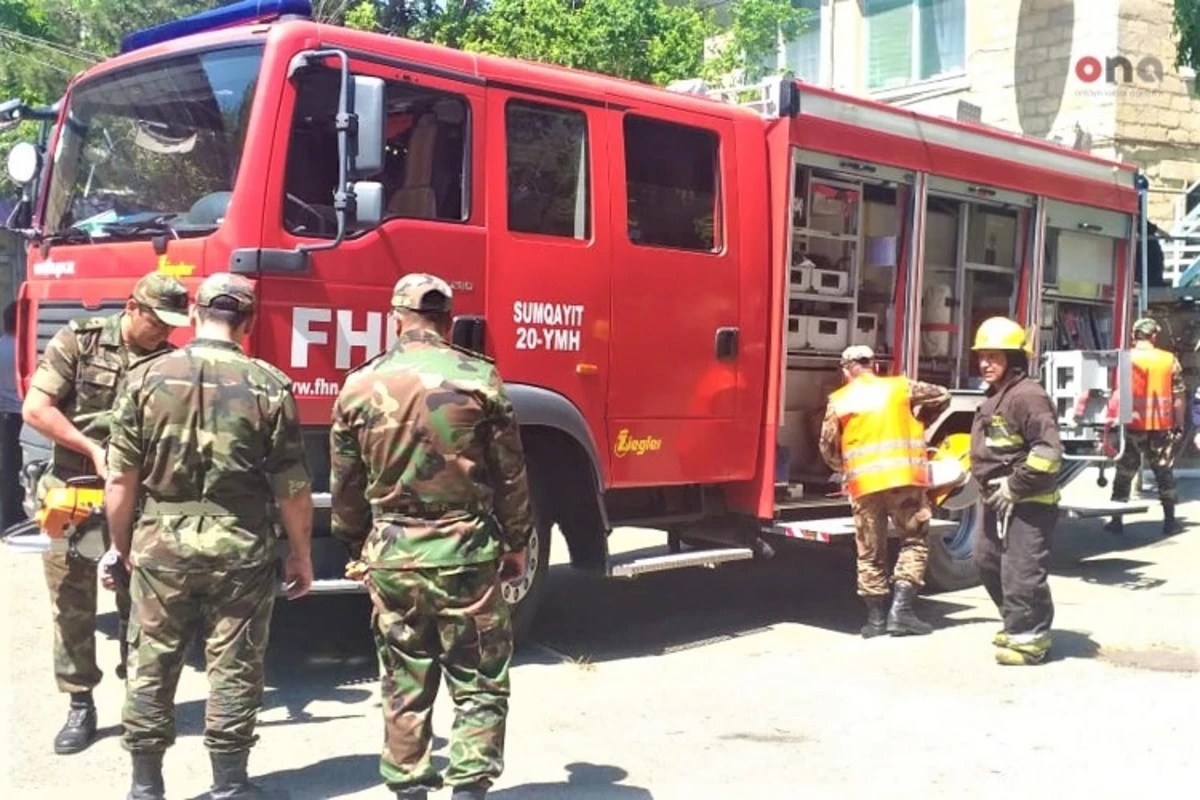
450, 785, 489, 800
1103, 516, 1124, 535
54, 692, 97, 754
127, 752, 166, 800
1162, 501, 1185, 536
992, 630, 1009, 647
886, 580, 932, 636
209, 751, 288, 799
861, 596, 888, 638
995, 632, 1052, 666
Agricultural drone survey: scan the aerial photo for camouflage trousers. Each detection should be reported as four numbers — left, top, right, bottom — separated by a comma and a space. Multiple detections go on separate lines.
122, 563, 277, 755
852, 486, 931, 597
367, 562, 513, 793
43, 550, 132, 693
1112, 429, 1178, 503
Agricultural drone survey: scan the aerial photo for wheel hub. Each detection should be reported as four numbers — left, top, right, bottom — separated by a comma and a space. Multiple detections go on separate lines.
501, 527, 540, 605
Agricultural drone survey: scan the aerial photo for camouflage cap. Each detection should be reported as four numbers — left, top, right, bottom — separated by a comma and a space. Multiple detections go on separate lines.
841, 345, 874, 364
1132, 317, 1160, 338
131, 272, 189, 327
196, 272, 255, 312
391, 273, 453, 313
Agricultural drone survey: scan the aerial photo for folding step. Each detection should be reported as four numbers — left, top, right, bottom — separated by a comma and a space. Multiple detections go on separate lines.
1059, 499, 1150, 520
767, 517, 958, 544
609, 547, 755, 578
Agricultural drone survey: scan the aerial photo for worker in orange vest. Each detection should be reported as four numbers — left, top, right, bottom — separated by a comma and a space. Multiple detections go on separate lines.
819, 345, 950, 638
1106, 317, 1186, 536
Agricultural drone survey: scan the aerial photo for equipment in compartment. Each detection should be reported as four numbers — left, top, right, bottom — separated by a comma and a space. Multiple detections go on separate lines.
787, 316, 808, 350
853, 313, 878, 348
789, 257, 814, 294
920, 280, 954, 358
808, 316, 848, 351
812, 268, 849, 296
1043, 349, 1130, 443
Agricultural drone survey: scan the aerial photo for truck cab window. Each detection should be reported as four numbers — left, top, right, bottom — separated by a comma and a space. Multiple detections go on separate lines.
624, 115, 720, 251
283, 68, 468, 236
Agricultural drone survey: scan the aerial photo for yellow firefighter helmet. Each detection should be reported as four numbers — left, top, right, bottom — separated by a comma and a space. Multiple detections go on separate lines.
971, 316, 1029, 353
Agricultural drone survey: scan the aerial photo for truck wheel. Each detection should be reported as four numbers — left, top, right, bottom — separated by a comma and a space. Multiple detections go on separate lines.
924, 498, 982, 592
501, 498, 552, 643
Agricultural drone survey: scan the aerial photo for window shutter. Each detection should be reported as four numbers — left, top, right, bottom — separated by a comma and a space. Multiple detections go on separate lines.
866, 0, 914, 91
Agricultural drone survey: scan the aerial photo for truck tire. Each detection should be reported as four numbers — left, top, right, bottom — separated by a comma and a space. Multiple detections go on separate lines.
501, 491, 552, 643
924, 498, 982, 593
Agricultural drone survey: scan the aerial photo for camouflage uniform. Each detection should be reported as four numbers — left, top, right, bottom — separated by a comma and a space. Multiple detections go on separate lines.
819, 378, 950, 597
1111, 346, 1186, 505
107, 275, 311, 761
30, 274, 188, 700
330, 274, 533, 797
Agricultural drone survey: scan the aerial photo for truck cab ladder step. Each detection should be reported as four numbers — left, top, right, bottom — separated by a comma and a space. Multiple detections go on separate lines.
609, 547, 754, 578
1060, 499, 1150, 519
768, 517, 958, 544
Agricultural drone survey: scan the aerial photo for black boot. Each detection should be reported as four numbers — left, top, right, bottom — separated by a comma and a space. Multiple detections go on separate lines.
860, 596, 888, 639
127, 752, 166, 800
209, 751, 287, 799
1103, 516, 1124, 535
1162, 501, 1185, 536
450, 785, 489, 800
887, 580, 933, 636
54, 692, 97, 754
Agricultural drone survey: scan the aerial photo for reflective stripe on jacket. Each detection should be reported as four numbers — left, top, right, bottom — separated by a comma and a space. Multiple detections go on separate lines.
829, 374, 928, 501
1130, 345, 1176, 431
969, 369, 1064, 506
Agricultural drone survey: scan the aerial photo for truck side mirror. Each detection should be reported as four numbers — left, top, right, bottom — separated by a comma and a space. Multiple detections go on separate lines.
6, 141, 41, 185
349, 181, 383, 230
350, 75, 385, 180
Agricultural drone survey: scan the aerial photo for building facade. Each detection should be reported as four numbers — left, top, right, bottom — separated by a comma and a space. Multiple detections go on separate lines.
722, 0, 1200, 283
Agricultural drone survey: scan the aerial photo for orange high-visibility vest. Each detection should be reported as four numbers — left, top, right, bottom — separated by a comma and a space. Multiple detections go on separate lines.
1130, 344, 1176, 431
829, 374, 929, 501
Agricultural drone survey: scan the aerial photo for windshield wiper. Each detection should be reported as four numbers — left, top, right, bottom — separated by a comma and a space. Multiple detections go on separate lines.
100, 217, 181, 239
40, 225, 94, 245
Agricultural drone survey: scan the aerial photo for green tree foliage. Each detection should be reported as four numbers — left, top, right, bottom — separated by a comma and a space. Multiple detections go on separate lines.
1174, 0, 1200, 71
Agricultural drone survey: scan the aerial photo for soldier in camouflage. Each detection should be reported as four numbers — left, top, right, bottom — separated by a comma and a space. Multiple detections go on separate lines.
105, 273, 314, 800
21, 271, 189, 755
1106, 317, 1187, 537
819, 346, 950, 639
330, 273, 533, 800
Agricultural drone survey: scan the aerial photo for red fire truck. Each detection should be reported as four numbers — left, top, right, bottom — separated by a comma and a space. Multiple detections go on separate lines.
4, 0, 1148, 636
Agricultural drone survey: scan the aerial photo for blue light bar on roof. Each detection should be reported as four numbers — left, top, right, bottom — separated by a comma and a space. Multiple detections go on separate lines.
119, 0, 313, 55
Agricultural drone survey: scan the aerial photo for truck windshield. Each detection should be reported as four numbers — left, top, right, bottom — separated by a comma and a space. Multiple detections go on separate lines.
40, 44, 263, 240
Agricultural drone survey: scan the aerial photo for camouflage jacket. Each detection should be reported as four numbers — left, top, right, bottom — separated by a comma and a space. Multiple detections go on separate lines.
329, 329, 534, 569
107, 339, 311, 572
30, 313, 172, 475
819, 378, 951, 473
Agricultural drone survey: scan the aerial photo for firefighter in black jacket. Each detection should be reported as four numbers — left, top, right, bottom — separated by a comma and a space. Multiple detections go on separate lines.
969, 317, 1063, 666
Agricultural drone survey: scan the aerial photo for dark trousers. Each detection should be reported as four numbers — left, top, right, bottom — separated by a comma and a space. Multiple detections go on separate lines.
0, 412, 25, 530
973, 503, 1057, 636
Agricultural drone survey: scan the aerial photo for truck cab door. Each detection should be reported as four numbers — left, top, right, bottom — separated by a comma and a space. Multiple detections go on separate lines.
604, 105, 749, 486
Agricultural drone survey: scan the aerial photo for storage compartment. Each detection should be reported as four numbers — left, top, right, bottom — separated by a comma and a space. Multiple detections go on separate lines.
787, 316, 808, 350
807, 316, 848, 351
853, 313, 879, 348
789, 263, 813, 293
812, 269, 850, 296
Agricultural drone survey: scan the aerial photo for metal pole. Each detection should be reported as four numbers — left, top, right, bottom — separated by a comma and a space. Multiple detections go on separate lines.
1137, 172, 1149, 314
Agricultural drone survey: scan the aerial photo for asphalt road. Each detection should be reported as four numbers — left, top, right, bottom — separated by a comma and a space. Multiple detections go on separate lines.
3, 471, 1199, 799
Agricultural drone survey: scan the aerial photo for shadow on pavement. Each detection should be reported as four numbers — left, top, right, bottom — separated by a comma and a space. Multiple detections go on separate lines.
492, 763, 653, 799
189, 753, 382, 800
528, 547, 988, 663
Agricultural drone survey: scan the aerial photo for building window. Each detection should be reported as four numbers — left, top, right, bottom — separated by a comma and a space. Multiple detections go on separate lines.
866, 0, 966, 92
506, 100, 590, 240
783, 0, 823, 84
624, 115, 720, 252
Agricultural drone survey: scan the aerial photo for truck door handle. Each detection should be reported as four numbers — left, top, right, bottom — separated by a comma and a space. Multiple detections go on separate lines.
715, 327, 739, 361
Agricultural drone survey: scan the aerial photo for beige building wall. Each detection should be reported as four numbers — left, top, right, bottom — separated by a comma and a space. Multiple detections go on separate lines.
738, 0, 1200, 279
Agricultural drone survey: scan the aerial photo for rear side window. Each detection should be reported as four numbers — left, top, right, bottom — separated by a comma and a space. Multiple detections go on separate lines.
505, 100, 590, 240
624, 115, 720, 252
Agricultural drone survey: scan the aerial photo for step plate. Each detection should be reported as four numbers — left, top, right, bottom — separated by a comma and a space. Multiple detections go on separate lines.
769, 517, 958, 544
1060, 499, 1150, 519
609, 548, 755, 578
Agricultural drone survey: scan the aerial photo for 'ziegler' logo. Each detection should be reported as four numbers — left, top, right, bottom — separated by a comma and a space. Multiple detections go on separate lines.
613, 429, 662, 458
157, 255, 195, 277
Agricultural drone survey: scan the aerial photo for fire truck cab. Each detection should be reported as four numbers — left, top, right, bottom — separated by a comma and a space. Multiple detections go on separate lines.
4, 0, 1149, 637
